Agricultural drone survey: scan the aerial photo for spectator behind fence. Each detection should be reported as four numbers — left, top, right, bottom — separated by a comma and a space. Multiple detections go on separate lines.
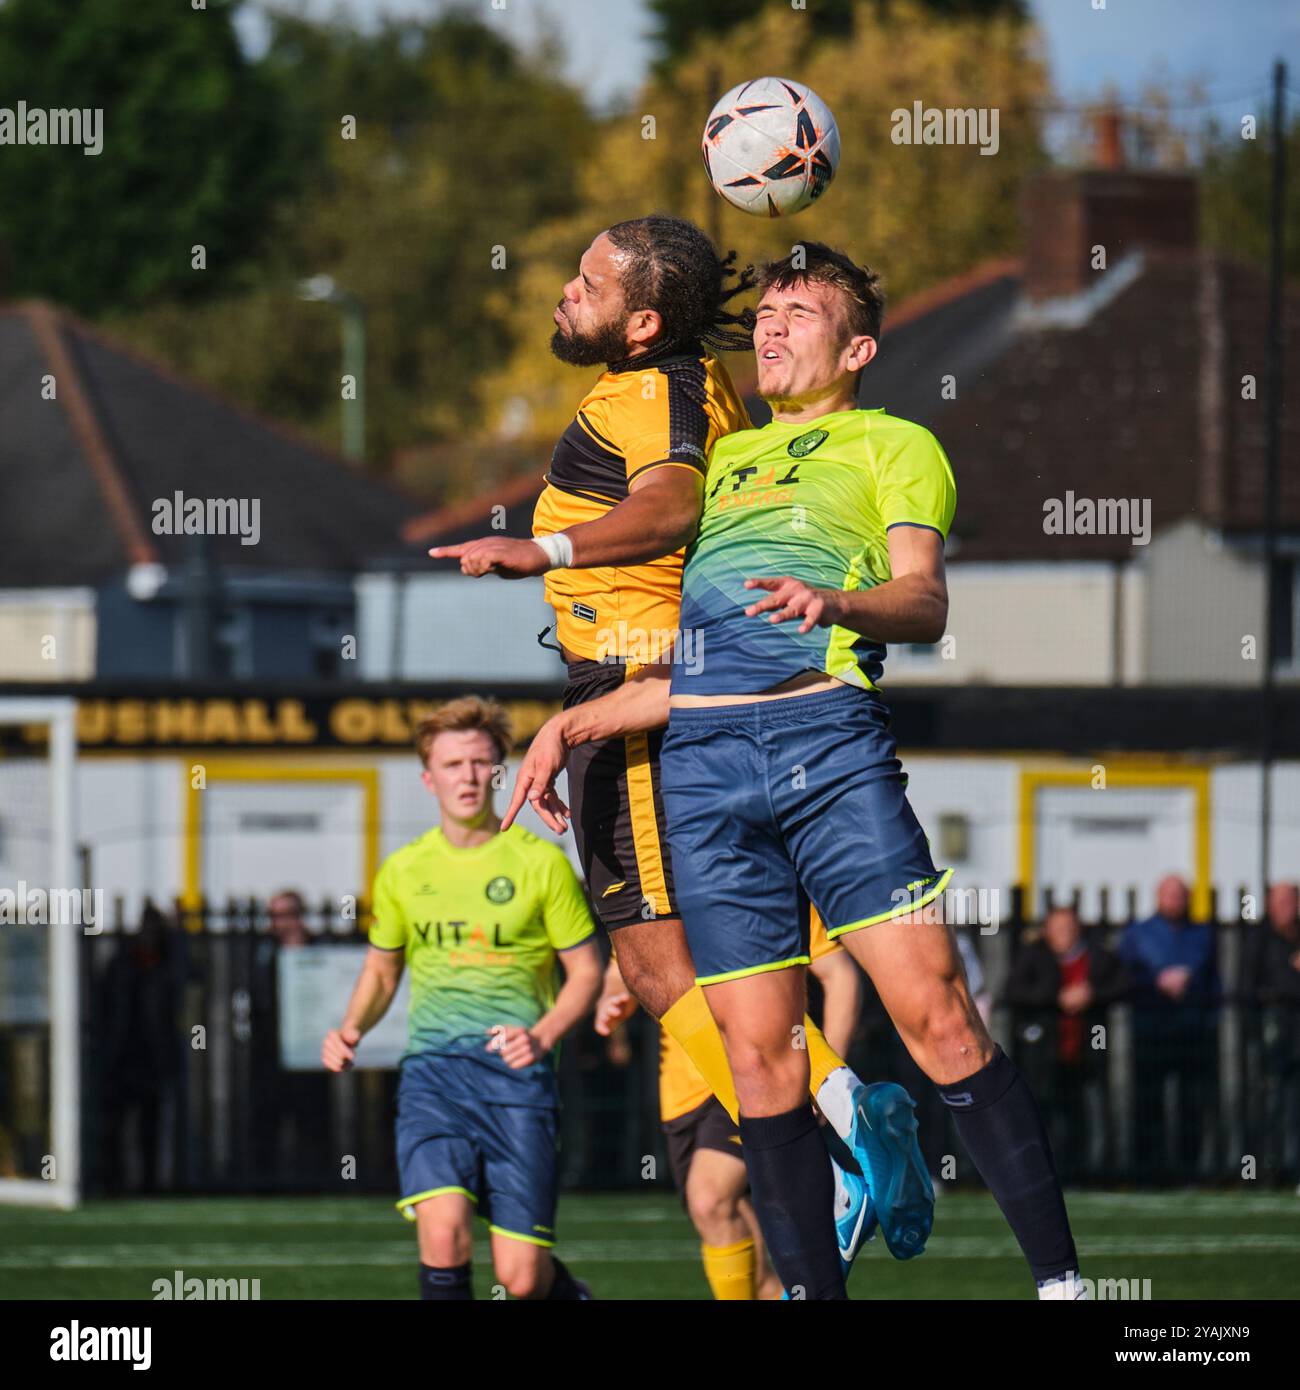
1242, 882, 1300, 1187
1003, 906, 1128, 1180
102, 904, 180, 1194
268, 890, 311, 948
251, 889, 330, 1187
1118, 875, 1219, 1180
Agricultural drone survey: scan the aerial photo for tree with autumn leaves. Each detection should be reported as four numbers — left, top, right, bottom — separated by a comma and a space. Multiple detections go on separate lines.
2, 0, 1286, 495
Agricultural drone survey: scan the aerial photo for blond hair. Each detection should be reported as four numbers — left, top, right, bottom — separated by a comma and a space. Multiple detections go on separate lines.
414, 696, 512, 767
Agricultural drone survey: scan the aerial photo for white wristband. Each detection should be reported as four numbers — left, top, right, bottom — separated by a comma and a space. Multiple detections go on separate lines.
534, 532, 574, 570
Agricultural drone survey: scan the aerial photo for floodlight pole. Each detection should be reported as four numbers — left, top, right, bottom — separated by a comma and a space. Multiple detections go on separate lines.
299, 276, 367, 464
340, 295, 367, 464
180, 532, 219, 679
1260, 59, 1287, 907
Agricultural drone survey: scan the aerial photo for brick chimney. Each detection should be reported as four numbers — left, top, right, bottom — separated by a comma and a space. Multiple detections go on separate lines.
1093, 109, 1124, 171
1021, 110, 1198, 301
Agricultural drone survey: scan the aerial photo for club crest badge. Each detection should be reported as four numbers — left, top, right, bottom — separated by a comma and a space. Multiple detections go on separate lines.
787, 428, 829, 458
485, 876, 515, 904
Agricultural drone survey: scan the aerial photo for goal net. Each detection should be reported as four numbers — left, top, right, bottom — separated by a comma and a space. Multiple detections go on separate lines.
0, 698, 78, 1208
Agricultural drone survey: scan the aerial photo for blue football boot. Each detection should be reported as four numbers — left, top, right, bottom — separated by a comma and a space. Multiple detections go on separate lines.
849, 1081, 934, 1260
832, 1154, 878, 1282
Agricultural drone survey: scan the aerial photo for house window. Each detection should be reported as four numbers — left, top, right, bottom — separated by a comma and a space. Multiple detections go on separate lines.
310, 610, 349, 679
214, 609, 253, 680
887, 643, 943, 678
1271, 557, 1295, 669
938, 813, 970, 863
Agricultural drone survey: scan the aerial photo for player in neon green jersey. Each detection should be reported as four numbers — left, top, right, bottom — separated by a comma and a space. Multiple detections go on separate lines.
679, 403, 958, 694
321, 696, 602, 1301
504, 242, 1084, 1301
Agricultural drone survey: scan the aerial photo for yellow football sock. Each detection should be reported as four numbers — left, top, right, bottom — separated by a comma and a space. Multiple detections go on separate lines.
701, 1237, 756, 1300
660, 987, 852, 1125
804, 1015, 849, 1095
660, 986, 740, 1121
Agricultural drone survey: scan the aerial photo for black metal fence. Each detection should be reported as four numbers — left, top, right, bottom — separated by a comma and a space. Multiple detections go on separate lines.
77, 897, 662, 1197
943, 885, 1299, 1187
58, 888, 1300, 1195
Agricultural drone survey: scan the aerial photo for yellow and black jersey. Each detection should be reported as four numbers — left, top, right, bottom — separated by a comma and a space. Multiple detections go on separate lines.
534, 350, 750, 660
658, 908, 839, 1123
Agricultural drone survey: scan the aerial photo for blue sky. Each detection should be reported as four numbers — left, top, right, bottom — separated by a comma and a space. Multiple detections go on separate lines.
246, 0, 1300, 114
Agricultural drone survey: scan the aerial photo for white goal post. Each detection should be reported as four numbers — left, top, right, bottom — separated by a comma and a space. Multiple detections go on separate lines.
0, 697, 79, 1208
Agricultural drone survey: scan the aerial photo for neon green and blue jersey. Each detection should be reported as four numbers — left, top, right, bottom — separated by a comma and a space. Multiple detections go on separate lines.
672, 408, 956, 696
370, 824, 594, 1102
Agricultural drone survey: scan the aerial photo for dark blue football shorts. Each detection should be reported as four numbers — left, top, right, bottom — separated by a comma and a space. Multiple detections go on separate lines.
659, 683, 951, 984
394, 1055, 559, 1247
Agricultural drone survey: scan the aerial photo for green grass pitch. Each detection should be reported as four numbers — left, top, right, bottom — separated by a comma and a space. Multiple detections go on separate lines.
3, 1190, 1298, 1300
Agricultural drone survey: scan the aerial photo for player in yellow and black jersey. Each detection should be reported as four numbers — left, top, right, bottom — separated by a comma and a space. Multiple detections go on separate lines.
534, 342, 749, 929
435, 216, 752, 940
532, 349, 749, 665
597, 908, 863, 1300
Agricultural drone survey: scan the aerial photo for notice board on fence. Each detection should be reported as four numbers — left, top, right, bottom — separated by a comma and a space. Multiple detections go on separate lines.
278, 945, 409, 1070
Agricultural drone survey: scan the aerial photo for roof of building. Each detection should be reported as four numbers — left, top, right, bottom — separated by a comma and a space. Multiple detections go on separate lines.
0, 302, 419, 587
932, 250, 1300, 561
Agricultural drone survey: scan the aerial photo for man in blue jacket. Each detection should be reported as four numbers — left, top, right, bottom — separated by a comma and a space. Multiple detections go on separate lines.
1119, 876, 1219, 1181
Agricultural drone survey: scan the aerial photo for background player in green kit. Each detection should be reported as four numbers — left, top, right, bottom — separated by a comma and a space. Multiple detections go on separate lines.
321, 697, 602, 1300
506, 243, 1084, 1302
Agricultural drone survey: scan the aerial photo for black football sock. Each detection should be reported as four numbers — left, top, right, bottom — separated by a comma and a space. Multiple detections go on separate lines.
820, 1122, 863, 1177
937, 1046, 1079, 1282
738, 1103, 846, 1300
544, 1256, 587, 1301
419, 1262, 473, 1300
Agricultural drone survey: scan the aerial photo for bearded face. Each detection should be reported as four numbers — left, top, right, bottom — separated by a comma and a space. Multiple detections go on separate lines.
550, 232, 638, 367
549, 309, 632, 367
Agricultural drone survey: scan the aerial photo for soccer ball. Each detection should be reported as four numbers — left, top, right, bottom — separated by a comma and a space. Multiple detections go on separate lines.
701, 76, 840, 218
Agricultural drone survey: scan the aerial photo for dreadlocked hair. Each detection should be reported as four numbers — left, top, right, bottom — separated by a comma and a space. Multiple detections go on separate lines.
605, 215, 757, 358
